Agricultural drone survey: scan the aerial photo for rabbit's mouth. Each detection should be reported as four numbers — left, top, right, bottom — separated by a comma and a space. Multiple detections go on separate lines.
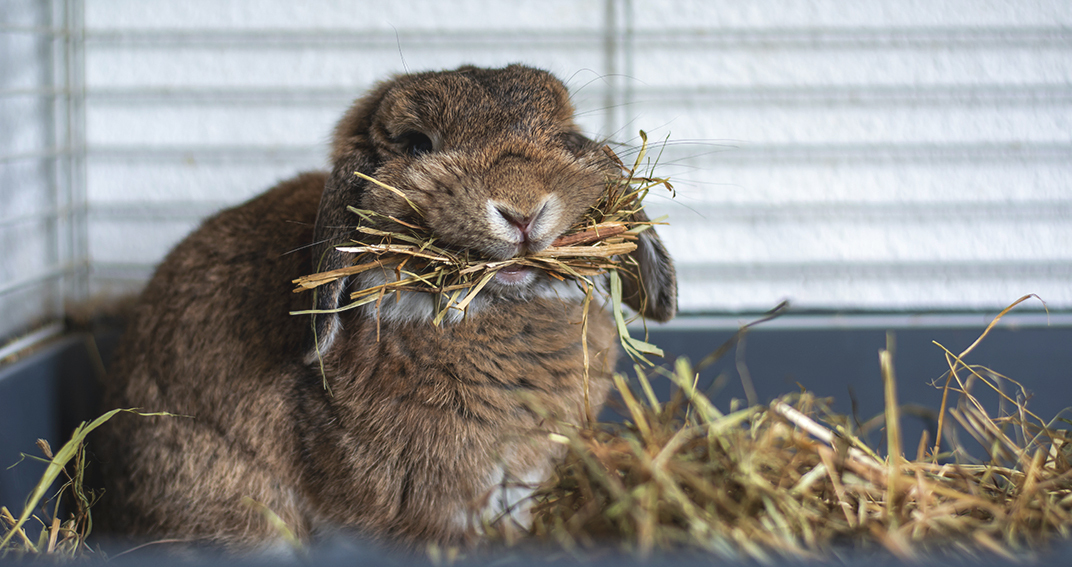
493, 264, 535, 286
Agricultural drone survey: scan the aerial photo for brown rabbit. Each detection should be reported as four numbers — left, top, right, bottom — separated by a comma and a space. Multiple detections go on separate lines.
94, 64, 677, 552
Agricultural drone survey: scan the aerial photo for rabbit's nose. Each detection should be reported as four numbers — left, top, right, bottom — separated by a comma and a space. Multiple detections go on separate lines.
487, 195, 560, 257
497, 207, 538, 240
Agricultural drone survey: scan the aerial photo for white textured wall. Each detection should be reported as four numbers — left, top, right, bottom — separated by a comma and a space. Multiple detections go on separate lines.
0, 1, 63, 341
82, 0, 611, 291
3, 0, 1071, 345
629, 1, 1072, 313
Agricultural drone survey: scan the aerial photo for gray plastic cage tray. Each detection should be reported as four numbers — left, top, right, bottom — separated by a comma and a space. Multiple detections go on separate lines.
2, 320, 1071, 565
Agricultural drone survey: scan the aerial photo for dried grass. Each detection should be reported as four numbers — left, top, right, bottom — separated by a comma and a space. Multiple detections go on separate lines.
496, 296, 1072, 563
292, 132, 673, 330
3, 302, 1070, 563
0, 409, 170, 560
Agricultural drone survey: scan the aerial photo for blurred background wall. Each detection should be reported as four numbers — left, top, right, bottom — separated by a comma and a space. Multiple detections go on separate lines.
3, 0, 1071, 352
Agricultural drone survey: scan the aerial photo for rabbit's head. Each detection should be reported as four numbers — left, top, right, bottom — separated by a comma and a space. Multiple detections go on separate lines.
309, 65, 676, 355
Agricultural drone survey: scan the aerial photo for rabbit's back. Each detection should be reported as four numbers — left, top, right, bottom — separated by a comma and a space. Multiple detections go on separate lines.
96, 172, 327, 547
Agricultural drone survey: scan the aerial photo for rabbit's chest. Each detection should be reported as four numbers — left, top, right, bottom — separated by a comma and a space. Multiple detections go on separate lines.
337, 298, 618, 387
306, 299, 620, 542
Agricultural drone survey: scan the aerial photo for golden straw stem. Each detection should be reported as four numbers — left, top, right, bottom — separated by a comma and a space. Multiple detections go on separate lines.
880, 335, 903, 527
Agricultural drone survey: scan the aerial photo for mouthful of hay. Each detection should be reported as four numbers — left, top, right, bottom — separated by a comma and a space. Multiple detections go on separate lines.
291, 134, 672, 328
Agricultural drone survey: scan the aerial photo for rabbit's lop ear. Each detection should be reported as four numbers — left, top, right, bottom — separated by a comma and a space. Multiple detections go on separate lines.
304, 84, 394, 362
619, 209, 677, 322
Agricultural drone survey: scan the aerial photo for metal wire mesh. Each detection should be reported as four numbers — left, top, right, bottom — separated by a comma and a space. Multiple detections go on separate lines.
2, 0, 1071, 360
0, 0, 87, 358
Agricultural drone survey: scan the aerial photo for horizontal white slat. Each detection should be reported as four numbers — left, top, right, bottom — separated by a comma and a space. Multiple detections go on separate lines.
84, 43, 609, 93
1, 96, 54, 160
657, 211, 1072, 264
635, 142, 1072, 164
0, 0, 48, 28
0, 214, 55, 278
88, 217, 202, 265
630, 0, 1072, 29
649, 160, 1072, 206
624, 84, 1072, 105
87, 144, 322, 161
633, 101, 1072, 146
0, 265, 69, 297
0, 161, 56, 219
0, 24, 54, 92
677, 266, 1072, 312
631, 42, 1072, 89
86, 0, 604, 31
85, 0, 1072, 33
86, 102, 345, 146
86, 159, 324, 203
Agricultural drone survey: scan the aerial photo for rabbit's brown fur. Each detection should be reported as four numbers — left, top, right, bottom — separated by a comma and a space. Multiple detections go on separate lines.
95, 65, 676, 552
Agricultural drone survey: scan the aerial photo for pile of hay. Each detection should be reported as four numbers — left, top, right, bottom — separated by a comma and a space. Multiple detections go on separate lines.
3, 304, 1071, 563
508, 298, 1072, 563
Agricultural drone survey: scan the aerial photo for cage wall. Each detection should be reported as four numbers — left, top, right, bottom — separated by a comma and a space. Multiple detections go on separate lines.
1, 0, 87, 354
3, 0, 1072, 355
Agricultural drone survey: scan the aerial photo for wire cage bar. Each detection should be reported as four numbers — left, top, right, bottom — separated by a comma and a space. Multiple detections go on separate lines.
0, 0, 88, 359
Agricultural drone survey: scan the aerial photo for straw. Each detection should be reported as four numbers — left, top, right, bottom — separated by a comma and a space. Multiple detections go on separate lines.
291, 132, 673, 349
501, 300, 1072, 563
